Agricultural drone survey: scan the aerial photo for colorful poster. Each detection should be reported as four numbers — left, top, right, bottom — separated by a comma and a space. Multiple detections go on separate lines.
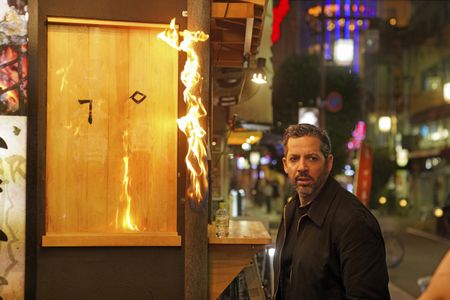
0, 1, 28, 298
0, 116, 26, 299
0, 0, 28, 115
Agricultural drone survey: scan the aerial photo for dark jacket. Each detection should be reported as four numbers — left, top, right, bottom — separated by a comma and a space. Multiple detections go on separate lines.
273, 176, 390, 300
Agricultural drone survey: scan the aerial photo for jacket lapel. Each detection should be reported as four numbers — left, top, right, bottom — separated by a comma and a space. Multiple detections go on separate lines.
307, 176, 340, 227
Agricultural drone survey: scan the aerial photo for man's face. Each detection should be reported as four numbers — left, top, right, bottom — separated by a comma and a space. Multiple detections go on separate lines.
282, 136, 333, 201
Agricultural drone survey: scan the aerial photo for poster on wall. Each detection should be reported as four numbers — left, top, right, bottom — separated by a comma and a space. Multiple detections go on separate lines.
0, 0, 28, 298
0, 116, 26, 299
1, 0, 28, 115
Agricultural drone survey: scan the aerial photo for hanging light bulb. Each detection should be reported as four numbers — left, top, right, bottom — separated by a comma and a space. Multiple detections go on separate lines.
251, 57, 267, 84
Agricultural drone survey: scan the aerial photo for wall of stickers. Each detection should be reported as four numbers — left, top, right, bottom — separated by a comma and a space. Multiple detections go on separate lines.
0, 0, 28, 298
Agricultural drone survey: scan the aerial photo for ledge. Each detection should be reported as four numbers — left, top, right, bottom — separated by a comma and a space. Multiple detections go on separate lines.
208, 220, 272, 245
42, 232, 181, 247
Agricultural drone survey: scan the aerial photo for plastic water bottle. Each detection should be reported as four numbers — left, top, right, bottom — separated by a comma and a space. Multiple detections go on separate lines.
215, 202, 230, 238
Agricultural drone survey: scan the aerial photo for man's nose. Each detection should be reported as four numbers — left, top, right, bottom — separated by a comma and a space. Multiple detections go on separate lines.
297, 159, 308, 172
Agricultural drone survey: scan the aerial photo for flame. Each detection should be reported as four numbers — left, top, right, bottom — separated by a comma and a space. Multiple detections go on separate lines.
158, 18, 209, 204
119, 130, 139, 231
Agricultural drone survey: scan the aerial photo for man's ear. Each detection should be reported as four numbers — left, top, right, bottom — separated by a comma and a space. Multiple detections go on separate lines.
282, 157, 288, 174
327, 154, 334, 173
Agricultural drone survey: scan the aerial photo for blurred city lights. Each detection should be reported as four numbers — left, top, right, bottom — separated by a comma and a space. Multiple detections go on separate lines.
344, 164, 355, 176
237, 157, 250, 169
396, 148, 409, 167
246, 135, 257, 144
444, 82, 450, 103
334, 39, 354, 66
425, 159, 432, 170
346, 184, 353, 193
399, 199, 408, 207
241, 142, 251, 151
434, 208, 444, 218
260, 155, 271, 165
249, 151, 260, 168
298, 107, 319, 126
378, 196, 387, 205
378, 116, 392, 132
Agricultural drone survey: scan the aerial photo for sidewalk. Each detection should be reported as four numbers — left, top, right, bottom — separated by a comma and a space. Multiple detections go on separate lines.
389, 283, 415, 300
406, 227, 450, 245
361, 213, 449, 299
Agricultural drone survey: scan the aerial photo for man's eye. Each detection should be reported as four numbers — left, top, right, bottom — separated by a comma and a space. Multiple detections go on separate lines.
308, 156, 318, 161
289, 157, 298, 162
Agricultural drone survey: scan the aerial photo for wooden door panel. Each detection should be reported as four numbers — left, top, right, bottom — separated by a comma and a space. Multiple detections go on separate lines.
45, 19, 179, 246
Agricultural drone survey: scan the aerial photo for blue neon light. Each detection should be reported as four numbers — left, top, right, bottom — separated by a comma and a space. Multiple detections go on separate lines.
335, 0, 341, 41
353, 0, 359, 73
344, 0, 350, 38
325, 0, 331, 59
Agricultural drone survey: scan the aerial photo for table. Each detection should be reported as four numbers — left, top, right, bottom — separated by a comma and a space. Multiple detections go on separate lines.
208, 220, 273, 299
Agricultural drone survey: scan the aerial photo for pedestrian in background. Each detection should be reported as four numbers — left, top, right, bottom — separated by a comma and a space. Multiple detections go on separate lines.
273, 123, 390, 299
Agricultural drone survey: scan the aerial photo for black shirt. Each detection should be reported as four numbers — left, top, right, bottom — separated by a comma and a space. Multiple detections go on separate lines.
280, 201, 311, 300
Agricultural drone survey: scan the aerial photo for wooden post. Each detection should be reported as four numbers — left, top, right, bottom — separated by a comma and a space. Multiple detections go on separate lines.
185, 0, 210, 299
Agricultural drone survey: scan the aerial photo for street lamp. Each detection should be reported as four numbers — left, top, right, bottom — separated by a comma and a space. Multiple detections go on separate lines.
378, 116, 392, 132
334, 39, 354, 66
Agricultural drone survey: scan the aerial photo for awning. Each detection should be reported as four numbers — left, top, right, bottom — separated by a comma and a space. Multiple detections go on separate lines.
227, 130, 263, 145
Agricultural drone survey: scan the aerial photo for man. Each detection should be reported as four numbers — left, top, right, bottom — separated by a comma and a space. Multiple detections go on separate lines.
273, 124, 390, 299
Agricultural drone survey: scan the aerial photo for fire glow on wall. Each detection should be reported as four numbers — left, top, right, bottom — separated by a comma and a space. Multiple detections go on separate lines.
158, 19, 209, 205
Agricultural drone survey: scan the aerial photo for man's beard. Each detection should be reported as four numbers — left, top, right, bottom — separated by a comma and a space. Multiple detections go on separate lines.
294, 169, 329, 200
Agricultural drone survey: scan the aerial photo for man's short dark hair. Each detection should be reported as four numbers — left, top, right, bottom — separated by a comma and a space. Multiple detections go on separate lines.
282, 124, 332, 158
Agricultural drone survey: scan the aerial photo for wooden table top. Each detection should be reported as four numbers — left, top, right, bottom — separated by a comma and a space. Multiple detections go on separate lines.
208, 220, 272, 245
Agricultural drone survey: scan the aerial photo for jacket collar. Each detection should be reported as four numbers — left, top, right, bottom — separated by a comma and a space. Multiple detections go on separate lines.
284, 195, 298, 233
288, 176, 340, 228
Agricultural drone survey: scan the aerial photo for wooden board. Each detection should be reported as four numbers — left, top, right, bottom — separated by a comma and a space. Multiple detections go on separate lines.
45, 19, 179, 246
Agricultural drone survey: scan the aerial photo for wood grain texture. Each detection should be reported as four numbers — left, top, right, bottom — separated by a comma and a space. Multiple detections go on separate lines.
47, 17, 174, 29
208, 220, 272, 244
45, 20, 179, 246
208, 220, 272, 299
42, 232, 181, 247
